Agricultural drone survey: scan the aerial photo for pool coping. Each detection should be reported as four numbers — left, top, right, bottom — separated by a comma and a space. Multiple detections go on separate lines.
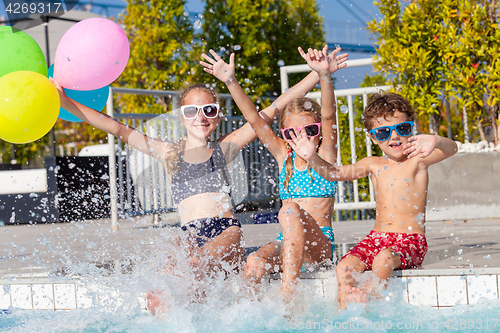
1, 267, 500, 311
2, 266, 500, 284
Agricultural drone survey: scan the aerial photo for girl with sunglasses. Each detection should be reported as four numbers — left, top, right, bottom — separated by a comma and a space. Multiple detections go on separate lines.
49, 53, 341, 313
201, 45, 347, 299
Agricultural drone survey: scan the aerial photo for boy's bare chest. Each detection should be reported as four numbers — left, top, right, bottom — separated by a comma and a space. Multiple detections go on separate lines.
370, 160, 424, 193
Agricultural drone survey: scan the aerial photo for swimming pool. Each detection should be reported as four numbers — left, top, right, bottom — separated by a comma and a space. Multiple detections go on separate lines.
1, 211, 499, 332
1, 267, 500, 332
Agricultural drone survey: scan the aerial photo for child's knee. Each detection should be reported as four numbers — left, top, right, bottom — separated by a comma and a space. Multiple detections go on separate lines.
278, 202, 304, 229
373, 249, 399, 267
336, 260, 353, 279
278, 202, 301, 219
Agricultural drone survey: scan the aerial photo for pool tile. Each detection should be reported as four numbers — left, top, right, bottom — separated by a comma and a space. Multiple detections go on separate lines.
323, 274, 338, 303
0, 285, 11, 310
32, 284, 54, 310
467, 275, 498, 305
11, 285, 33, 310
397, 277, 409, 303
54, 284, 76, 310
437, 276, 467, 306
407, 276, 437, 307
76, 285, 94, 309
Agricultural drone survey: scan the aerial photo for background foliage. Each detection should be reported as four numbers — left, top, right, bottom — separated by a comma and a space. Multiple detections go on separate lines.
1, 0, 326, 166
117, 0, 198, 115
368, 0, 500, 144
198, 0, 325, 103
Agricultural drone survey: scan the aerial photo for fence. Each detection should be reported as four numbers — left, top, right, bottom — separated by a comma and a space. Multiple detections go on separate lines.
105, 58, 388, 230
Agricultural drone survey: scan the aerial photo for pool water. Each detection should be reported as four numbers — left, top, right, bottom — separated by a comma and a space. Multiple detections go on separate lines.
1, 226, 499, 333
1, 268, 500, 333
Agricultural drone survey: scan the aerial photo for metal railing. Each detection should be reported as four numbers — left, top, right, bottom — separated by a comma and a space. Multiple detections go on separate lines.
105, 61, 388, 229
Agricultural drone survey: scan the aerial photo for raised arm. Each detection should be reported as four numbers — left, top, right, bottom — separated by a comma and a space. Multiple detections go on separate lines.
403, 134, 458, 167
298, 45, 347, 164
50, 78, 171, 160
288, 130, 371, 181
200, 49, 348, 151
201, 50, 287, 160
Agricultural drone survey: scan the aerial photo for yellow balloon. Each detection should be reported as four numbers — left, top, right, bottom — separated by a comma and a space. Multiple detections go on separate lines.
0, 71, 60, 144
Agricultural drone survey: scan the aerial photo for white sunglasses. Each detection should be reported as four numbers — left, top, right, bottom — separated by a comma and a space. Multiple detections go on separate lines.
180, 103, 220, 119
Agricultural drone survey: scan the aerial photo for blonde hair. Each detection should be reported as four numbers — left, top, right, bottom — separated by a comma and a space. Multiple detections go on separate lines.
279, 97, 322, 199
164, 84, 220, 174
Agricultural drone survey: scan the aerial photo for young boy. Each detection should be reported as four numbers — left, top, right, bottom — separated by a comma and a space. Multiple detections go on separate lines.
287, 92, 458, 309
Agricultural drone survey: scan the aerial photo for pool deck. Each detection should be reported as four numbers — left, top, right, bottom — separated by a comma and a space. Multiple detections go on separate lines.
0, 214, 499, 277
1, 215, 500, 310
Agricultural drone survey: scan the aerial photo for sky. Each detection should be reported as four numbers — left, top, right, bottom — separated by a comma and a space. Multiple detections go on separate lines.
0, 0, 383, 89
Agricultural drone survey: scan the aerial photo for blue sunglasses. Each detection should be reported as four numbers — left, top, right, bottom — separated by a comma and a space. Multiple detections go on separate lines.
368, 121, 414, 142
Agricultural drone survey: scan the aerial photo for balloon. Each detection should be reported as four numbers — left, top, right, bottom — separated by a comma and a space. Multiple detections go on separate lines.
54, 18, 129, 91
48, 64, 109, 122
0, 26, 48, 78
0, 71, 60, 144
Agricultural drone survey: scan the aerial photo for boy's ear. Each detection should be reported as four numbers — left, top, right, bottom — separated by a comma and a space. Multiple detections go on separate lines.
367, 132, 379, 146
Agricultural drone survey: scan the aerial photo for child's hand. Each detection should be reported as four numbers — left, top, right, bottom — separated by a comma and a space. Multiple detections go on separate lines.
403, 134, 437, 159
326, 46, 348, 74
49, 77, 70, 106
288, 129, 317, 161
298, 45, 330, 75
200, 49, 235, 84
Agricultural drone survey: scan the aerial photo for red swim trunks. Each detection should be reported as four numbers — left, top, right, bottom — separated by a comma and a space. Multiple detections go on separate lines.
343, 230, 428, 270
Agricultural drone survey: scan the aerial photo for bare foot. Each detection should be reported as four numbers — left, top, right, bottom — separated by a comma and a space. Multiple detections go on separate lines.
146, 290, 170, 318
280, 282, 296, 304
344, 285, 367, 304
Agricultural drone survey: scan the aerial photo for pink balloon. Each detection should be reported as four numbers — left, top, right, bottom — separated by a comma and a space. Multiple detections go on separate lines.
54, 18, 130, 91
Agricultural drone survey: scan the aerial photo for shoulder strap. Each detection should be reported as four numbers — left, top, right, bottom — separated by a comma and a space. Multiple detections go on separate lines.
212, 142, 235, 209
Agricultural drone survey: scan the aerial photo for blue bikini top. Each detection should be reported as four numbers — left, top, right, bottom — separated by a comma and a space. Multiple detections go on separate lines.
278, 151, 337, 200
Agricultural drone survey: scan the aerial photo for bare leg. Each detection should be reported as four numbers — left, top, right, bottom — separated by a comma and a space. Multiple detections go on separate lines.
194, 225, 244, 277
336, 255, 366, 309
278, 202, 332, 297
146, 290, 171, 318
147, 226, 244, 316
245, 242, 282, 285
366, 248, 401, 296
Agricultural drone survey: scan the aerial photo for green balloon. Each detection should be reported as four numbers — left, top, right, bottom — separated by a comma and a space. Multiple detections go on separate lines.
0, 26, 48, 78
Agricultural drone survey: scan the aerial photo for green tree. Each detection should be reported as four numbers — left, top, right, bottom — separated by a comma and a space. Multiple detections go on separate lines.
368, 0, 500, 144
442, 0, 500, 144
367, 0, 445, 134
117, 0, 198, 115
198, 0, 325, 106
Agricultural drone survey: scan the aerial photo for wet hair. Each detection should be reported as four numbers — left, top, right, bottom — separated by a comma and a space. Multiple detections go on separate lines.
363, 92, 416, 130
165, 84, 220, 174
278, 97, 321, 199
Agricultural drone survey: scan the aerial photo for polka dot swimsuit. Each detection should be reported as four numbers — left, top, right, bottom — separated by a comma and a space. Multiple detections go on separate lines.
278, 152, 337, 200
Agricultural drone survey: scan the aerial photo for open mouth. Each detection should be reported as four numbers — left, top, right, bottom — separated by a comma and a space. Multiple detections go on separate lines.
194, 123, 210, 128
389, 141, 402, 149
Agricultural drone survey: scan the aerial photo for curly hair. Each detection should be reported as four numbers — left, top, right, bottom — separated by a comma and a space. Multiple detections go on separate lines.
363, 92, 416, 130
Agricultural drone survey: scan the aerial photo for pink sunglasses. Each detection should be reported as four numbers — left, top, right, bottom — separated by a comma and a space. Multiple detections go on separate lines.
281, 123, 321, 140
